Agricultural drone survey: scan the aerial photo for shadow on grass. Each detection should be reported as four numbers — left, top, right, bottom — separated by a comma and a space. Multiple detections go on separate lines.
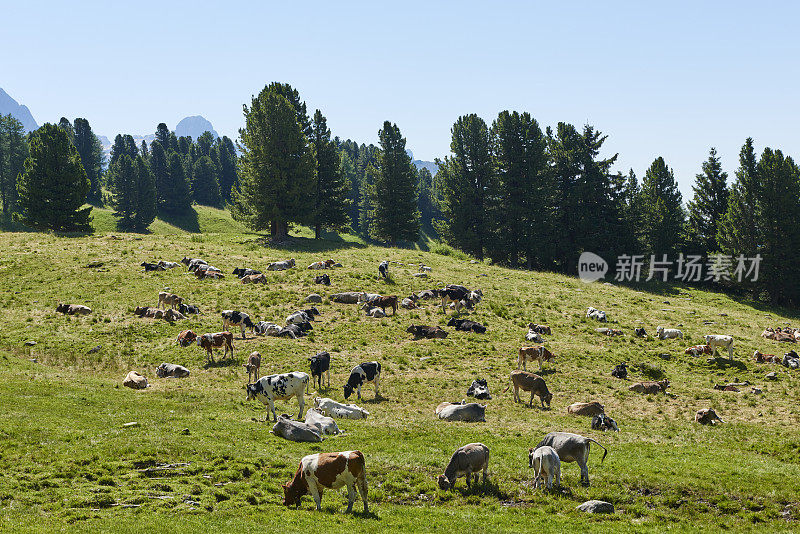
708, 357, 747, 371
456, 477, 509, 500
362, 394, 388, 404
246, 234, 368, 253
204, 357, 238, 369
159, 208, 201, 233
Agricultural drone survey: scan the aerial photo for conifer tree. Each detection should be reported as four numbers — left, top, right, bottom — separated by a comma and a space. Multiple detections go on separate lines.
192, 155, 221, 207
639, 157, 686, 255
215, 136, 238, 202
310, 110, 350, 238
73, 118, 104, 205
162, 152, 192, 213
134, 155, 157, 229
0, 114, 28, 216
155, 123, 170, 148
149, 141, 170, 209
718, 138, 760, 258
687, 147, 728, 253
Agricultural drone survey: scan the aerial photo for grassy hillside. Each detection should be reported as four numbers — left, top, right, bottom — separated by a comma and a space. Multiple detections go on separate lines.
0, 230, 799, 532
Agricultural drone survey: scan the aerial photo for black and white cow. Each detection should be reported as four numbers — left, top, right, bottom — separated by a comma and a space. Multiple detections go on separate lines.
309, 351, 331, 390
222, 310, 256, 339
245, 372, 310, 421
378, 260, 389, 279
343, 362, 381, 400
314, 274, 331, 286
178, 303, 201, 315
233, 267, 262, 278
184, 258, 208, 272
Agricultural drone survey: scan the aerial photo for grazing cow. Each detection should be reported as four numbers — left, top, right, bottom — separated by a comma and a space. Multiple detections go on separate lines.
448, 318, 487, 334
155, 363, 190, 378
407, 325, 448, 339
123, 371, 149, 389
233, 267, 262, 278
254, 321, 282, 336
245, 372, 310, 421
534, 432, 607, 486
629, 380, 670, 394
466, 378, 491, 400
56, 303, 92, 315
704, 334, 734, 358
505, 371, 553, 409
368, 296, 398, 315
309, 351, 331, 390
163, 309, 186, 322
656, 326, 683, 340
525, 330, 543, 343
272, 416, 323, 443
695, 408, 724, 425
244, 352, 262, 383
529, 446, 561, 490
197, 331, 234, 362
176, 330, 197, 347
586, 307, 607, 322
304, 408, 341, 435
567, 401, 605, 417
438, 443, 490, 490
753, 350, 780, 364
282, 451, 368, 513
177, 303, 201, 315
610, 362, 628, 379
592, 413, 619, 432
527, 323, 551, 335
313, 397, 369, 420
517, 346, 555, 371
331, 292, 361, 304
242, 273, 268, 284
596, 327, 623, 336
157, 260, 179, 269
634, 327, 648, 338
314, 274, 331, 286
222, 310, 255, 339
141, 261, 165, 272
437, 402, 487, 422
685, 344, 713, 356
343, 362, 381, 400
267, 258, 295, 271
378, 260, 389, 279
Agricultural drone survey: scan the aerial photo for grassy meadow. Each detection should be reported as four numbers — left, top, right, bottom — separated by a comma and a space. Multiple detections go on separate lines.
1, 213, 799, 532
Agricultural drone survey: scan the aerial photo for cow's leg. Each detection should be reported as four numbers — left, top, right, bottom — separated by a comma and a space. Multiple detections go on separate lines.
357, 473, 368, 513
345, 482, 356, 513
357, 384, 362, 400
555, 463, 561, 487
441, 298, 446, 313
241, 325, 246, 339
297, 393, 305, 420
529, 391, 534, 408
326, 369, 330, 388
268, 398, 277, 422
579, 453, 590, 485
308, 483, 322, 511
374, 375, 380, 397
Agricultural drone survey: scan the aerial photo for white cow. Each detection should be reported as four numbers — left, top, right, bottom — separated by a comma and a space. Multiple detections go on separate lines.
304, 408, 342, 435
245, 372, 309, 421
529, 445, 561, 490
656, 326, 683, 340
254, 321, 282, 336
268, 258, 295, 271
704, 334, 734, 358
586, 307, 607, 322
525, 330, 543, 343
313, 397, 370, 420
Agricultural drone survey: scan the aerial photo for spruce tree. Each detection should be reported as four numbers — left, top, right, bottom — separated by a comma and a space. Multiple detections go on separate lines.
718, 138, 760, 258
58, 117, 75, 144
108, 154, 138, 229
339, 151, 358, 231
687, 147, 728, 253
162, 152, 192, 213
416, 167, 438, 234
148, 141, 170, 209
310, 110, 350, 238
215, 136, 238, 202
16, 123, 91, 231
110, 134, 138, 165
155, 123, 170, 148
639, 157, 686, 255
370, 121, 419, 246
73, 118, 104, 205
0, 114, 29, 216
192, 155, 221, 207
134, 155, 157, 229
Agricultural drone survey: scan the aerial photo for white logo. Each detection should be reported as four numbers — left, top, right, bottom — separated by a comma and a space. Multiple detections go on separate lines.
578, 252, 608, 283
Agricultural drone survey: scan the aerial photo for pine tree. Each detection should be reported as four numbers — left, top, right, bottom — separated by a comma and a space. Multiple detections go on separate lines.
416, 167, 438, 234
215, 136, 238, 202
370, 121, 419, 246
73, 118, 104, 205
339, 151, 358, 231
718, 138, 760, 258
155, 123, 170, 148
149, 141, 170, 209
639, 157, 686, 255
687, 148, 728, 253
108, 155, 137, 228
16, 123, 91, 231
58, 117, 75, 144
110, 134, 138, 165
265, 82, 311, 136
134, 155, 157, 229
192, 155, 221, 207
197, 131, 214, 157
232, 86, 315, 239
140, 140, 149, 160
0, 114, 29, 217
310, 110, 350, 238
162, 152, 192, 213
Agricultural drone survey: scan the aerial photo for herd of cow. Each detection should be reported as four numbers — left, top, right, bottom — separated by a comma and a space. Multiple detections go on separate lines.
52, 255, 799, 514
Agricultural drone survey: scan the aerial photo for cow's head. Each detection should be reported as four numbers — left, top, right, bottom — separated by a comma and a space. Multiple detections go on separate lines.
155, 364, 168, 378
437, 474, 451, 491
543, 392, 553, 407
406, 325, 418, 334
245, 382, 261, 401
243, 316, 255, 328
528, 448, 535, 468
282, 480, 305, 507
343, 384, 355, 399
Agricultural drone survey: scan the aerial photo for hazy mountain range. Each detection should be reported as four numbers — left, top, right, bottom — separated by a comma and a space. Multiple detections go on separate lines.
0, 88, 39, 132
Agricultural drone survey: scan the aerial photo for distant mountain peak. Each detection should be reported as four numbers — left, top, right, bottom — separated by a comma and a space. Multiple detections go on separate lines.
0, 87, 39, 132
175, 115, 218, 140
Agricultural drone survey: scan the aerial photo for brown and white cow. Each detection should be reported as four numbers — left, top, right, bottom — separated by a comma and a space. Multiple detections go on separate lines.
517, 346, 555, 371
753, 350, 780, 364
176, 330, 197, 347
197, 331, 234, 362
241, 273, 268, 284
56, 303, 92, 315
243, 351, 262, 383
685, 344, 712, 356
282, 451, 368, 513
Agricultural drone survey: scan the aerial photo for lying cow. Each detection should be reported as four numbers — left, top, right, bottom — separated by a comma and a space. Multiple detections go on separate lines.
222, 310, 255, 339
505, 371, 552, 409
567, 401, 604, 417
313, 397, 369, 420
241, 273, 268, 284
466, 378, 491, 400
344, 362, 381, 400
525, 330, 543, 343
279, 324, 308, 339
448, 318, 487, 334
754, 350, 780, 364
282, 451, 368, 513
309, 352, 330, 390
177, 303, 201, 315
695, 408, 724, 425
517, 346, 555, 371
629, 380, 670, 394
533, 432, 607, 486
287, 310, 315, 325
634, 327, 647, 338
685, 344, 712, 356
244, 351, 261, 383
182, 257, 207, 271
307, 261, 330, 270
134, 306, 163, 319
331, 292, 361, 304
527, 323, 551, 335
141, 261, 165, 272
155, 363, 190, 378
163, 309, 185, 322
233, 267, 262, 278
416, 290, 437, 300
704, 334, 734, 358
197, 331, 234, 362
362, 305, 386, 318
401, 297, 417, 309
314, 274, 331, 286
157, 292, 182, 309
529, 445, 560, 490
586, 307, 607, 322
272, 415, 322, 443
435, 285, 479, 314
176, 330, 197, 347
438, 443, 490, 490
610, 362, 628, 379
784, 350, 800, 369
157, 260, 179, 269
304, 408, 341, 436
596, 327, 623, 336
267, 258, 295, 271
195, 269, 224, 280
437, 402, 486, 422
656, 326, 683, 340
254, 321, 281, 336
56, 303, 92, 315
407, 325, 448, 339
246, 372, 310, 421
591, 413, 619, 432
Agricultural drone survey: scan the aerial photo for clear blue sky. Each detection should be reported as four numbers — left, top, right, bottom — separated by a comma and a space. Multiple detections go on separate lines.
3, 1, 799, 196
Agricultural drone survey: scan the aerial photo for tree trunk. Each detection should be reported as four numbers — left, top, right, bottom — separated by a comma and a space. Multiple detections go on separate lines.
271, 220, 289, 241
315, 224, 321, 240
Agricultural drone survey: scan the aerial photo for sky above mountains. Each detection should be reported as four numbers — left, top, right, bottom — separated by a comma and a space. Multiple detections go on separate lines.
3, 1, 799, 197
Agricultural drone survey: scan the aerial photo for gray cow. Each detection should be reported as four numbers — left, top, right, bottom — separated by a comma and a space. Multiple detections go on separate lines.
438, 443, 490, 490
155, 363, 190, 378
534, 432, 607, 486
437, 402, 486, 422
331, 292, 363, 304
304, 408, 341, 435
272, 415, 323, 442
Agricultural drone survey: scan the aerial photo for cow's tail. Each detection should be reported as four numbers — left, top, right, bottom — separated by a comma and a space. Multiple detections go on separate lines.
503, 375, 513, 394
587, 438, 608, 463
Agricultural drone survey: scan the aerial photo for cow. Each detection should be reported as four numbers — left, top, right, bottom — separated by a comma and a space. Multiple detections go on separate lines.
448, 318, 487, 334
163, 309, 186, 322
287, 311, 315, 325
177, 303, 201, 315
314, 274, 331, 286
528, 445, 560, 490
176, 330, 197, 347
378, 260, 389, 279
233, 267, 262, 278
301, 307, 321, 319
656, 326, 683, 340
419, 264, 432, 273
272, 415, 323, 443
245, 372, 310, 421
244, 352, 262, 383
195, 269, 224, 280
586, 307, 607, 322
517, 346, 555, 371
222, 310, 255, 339
437, 402, 486, 422
313, 397, 369, 420
629, 380, 670, 394
254, 321, 282, 336
141, 261, 165, 272
123, 371, 149, 389
695, 408, 724, 425
241, 273, 268, 284
357, 292, 382, 305
435, 285, 473, 314
407, 325, 448, 339
527, 323, 551, 335
416, 290, 438, 300
704, 334, 734, 358
634, 327, 648, 338
155, 363, 190, 378
157, 260, 179, 269
685, 345, 713, 356
610, 362, 628, 379
182, 257, 207, 271
279, 324, 308, 339
525, 330, 543, 343
331, 292, 361, 304
753, 350, 780, 364
343, 362, 381, 400
596, 327, 623, 336
592, 413, 619, 432
197, 331, 234, 362
282, 451, 368, 513
56, 303, 92, 315
466, 378, 491, 400
567, 401, 605, 417
134, 306, 164, 319
367, 296, 398, 315
401, 297, 417, 310
309, 352, 331, 390
783, 350, 800, 369
505, 371, 552, 409
361, 304, 386, 318
307, 261, 330, 270
437, 443, 490, 490
304, 408, 341, 436
533, 432, 607, 486
267, 258, 295, 271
